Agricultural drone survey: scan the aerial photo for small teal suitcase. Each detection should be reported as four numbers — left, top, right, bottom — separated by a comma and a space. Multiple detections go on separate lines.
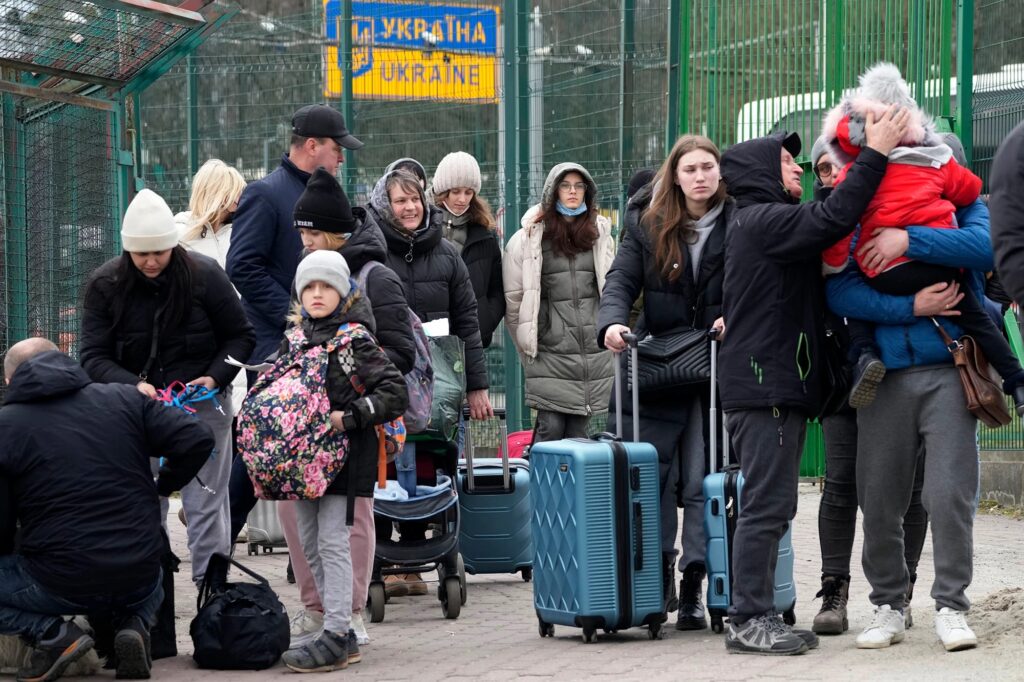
530, 336, 665, 643
703, 336, 797, 633
457, 409, 533, 580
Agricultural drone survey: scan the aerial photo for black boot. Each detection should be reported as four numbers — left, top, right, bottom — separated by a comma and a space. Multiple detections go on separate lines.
849, 351, 886, 409
663, 553, 678, 613
905, 573, 916, 628
675, 562, 707, 630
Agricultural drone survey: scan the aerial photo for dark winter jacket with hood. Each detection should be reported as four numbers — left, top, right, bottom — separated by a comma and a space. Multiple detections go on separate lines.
0, 351, 213, 596
227, 154, 309, 364
302, 206, 417, 374
436, 206, 506, 348
283, 290, 409, 497
367, 171, 489, 392
80, 251, 255, 391
597, 182, 733, 417
992, 120, 1024, 305
718, 132, 887, 415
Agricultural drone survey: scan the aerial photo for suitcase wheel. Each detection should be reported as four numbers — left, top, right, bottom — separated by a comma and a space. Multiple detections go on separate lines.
367, 582, 386, 623
247, 543, 256, 557
538, 616, 554, 638
520, 566, 532, 583
711, 615, 724, 634
582, 627, 597, 644
439, 576, 462, 619
648, 622, 663, 640
783, 607, 796, 626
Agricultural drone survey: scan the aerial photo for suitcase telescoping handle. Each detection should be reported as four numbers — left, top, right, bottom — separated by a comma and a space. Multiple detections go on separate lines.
461, 406, 509, 493
708, 328, 728, 474
613, 332, 641, 442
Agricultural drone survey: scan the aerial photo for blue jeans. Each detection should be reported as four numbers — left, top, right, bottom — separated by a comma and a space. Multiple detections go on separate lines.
0, 556, 163, 642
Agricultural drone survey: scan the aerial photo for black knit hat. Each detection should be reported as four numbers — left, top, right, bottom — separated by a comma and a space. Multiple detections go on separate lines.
293, 167, 356, 234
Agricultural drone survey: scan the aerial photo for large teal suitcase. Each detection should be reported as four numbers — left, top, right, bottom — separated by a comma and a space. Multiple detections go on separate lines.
530, 336, 665, 643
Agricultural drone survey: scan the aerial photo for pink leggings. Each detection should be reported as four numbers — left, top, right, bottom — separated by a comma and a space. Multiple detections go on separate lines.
278, 496, 375, 613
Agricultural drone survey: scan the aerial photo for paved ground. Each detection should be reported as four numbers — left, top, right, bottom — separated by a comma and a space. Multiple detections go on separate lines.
150, 484, 1024, 682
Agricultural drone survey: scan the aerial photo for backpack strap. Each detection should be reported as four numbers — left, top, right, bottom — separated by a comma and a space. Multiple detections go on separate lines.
354, 260, 382, 292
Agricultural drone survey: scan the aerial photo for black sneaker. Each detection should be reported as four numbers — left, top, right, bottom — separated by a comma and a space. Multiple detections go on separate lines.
848, 351, 886, 409
17, 620, 95, 682
281, 629, 349, 673
113, 617, 151, 679
725, 614, 808, 656
346, 628, 362, 664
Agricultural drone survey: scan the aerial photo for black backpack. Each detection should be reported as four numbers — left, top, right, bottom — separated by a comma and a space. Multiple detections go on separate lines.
189, 553, 289, 670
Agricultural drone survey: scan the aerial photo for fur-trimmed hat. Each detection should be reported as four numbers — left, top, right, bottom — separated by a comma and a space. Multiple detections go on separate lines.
821, 62, 939, 167
121, 189, 178, 252
432, 151, 482, 196
295, 249, 351, 299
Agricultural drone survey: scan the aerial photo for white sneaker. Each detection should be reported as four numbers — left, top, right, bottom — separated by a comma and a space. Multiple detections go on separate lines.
288, 609, 324, 650
856, 604, 906, 649
350, 611, 370, 645
935, 607, 977, 651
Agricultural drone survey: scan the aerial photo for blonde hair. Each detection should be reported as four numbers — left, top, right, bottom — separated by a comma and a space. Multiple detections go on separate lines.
182, 159, 246, 242
318, 232, 348, 250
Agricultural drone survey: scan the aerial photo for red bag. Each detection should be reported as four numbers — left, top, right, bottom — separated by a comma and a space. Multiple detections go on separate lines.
507, 430, 534, 459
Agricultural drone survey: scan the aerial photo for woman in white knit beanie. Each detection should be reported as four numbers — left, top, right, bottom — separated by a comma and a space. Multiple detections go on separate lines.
430, 151, 505, 349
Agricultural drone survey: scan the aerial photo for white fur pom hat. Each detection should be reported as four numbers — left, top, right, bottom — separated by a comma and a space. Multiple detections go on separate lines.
432, 151, 482, 196
121, 189, 179, 252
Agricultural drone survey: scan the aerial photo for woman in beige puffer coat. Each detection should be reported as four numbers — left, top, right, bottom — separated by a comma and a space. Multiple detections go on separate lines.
503, 162, 615, 441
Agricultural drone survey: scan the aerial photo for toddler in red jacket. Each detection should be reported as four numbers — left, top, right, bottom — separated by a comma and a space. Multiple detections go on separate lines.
821, 62, 1024, 413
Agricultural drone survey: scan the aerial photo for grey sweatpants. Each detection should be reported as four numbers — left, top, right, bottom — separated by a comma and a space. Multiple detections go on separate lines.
295, 495, 352, 635
857, 365, 977, 612
534, 410, 590, 442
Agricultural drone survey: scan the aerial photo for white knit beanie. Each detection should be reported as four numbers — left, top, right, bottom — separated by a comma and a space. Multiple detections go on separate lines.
121, 188, 179, 252
432, 151, 482, 196
295, 250, 351, 299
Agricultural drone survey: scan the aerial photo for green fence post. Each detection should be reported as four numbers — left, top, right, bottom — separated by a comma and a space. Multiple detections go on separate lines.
340, 1, 356, 197
618, 0, 635, 221
186, 53, 200, 178
2, 89, 28, 344
666, 0, 681, 147
956, 0, 974, 165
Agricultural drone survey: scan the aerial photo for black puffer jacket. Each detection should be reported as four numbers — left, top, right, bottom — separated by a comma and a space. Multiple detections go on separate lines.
0, 351, 212, 596
284, 294, 409, 497
719, 132, 887, 414
598, 185, 733, 418
324, 206, 416, 374
80, 252, 255, 391
991, 121, 1024, 304
368, 181, 488, 392
438, 213, 505, 348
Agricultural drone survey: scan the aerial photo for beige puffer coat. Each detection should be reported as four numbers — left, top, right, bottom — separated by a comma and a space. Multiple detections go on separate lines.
503, 204, 616, 415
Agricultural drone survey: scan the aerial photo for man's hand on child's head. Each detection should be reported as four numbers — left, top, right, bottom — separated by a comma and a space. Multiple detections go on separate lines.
865, 105, 911, 156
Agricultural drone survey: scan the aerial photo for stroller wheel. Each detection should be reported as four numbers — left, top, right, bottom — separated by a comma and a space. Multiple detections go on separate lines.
457, 553, 467, 605
440, 576, 462, 619
368, 582, 386, 623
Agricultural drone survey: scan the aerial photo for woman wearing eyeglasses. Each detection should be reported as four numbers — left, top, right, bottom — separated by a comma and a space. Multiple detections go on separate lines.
503, 163, 615, 441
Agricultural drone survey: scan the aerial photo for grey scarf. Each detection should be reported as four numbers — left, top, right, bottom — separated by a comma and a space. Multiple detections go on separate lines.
440, 206, 471, 254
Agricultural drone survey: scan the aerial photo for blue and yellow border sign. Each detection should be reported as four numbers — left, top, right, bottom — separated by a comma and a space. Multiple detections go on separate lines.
325, 1, 500, 102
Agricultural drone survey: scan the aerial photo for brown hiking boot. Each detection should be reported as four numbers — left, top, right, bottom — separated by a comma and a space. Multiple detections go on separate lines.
812, 575, 849, 635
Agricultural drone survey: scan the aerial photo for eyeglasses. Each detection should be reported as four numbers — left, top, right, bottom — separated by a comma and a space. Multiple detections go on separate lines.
815, 162, 837, 178
558, 182, 587, 193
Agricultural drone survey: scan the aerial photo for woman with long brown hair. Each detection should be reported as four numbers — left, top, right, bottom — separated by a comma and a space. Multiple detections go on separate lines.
504, 162, 615, 441
597, 135, 732, 630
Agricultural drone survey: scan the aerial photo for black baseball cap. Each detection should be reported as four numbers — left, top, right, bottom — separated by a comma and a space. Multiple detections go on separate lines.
291, 104, 364, 150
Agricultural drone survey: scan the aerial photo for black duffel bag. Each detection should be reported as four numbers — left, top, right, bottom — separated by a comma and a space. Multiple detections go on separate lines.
190, 553, 289, 670
626, 327, 711, 396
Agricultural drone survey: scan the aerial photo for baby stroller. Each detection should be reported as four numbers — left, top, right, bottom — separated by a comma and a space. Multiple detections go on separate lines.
368, 437, 466, 622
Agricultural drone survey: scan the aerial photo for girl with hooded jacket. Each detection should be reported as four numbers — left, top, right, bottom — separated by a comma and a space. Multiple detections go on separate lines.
368, 167, 492, 595
598, 135, 731, 630
80, 188, 255, 586
430, 151, 505, 348
504, 162, 615, 441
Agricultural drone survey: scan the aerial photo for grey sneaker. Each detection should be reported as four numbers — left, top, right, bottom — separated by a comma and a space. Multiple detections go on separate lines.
17, 620, 95, 682
281, 629, 349, 673
725, 614, 809, 656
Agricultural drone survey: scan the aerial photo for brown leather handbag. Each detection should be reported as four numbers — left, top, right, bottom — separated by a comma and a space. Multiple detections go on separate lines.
932, 319, 1012, 428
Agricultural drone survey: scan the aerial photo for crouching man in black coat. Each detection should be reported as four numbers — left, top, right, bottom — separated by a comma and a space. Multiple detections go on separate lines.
716, 108, 909, 656
0, 339, 213, 681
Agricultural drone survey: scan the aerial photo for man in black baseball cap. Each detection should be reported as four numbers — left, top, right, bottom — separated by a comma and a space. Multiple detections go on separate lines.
291, 104, 363, 150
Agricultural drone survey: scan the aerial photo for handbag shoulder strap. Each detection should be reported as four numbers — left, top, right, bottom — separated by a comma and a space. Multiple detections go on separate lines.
930, 317, 961, 352
139, 306, 164, 382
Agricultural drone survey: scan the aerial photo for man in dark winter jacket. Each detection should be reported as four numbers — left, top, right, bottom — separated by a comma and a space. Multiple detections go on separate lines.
0, 339, 213, 681
227, 104, 363, 366
716, 108, 908, 655
991, 120, 1024, 303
